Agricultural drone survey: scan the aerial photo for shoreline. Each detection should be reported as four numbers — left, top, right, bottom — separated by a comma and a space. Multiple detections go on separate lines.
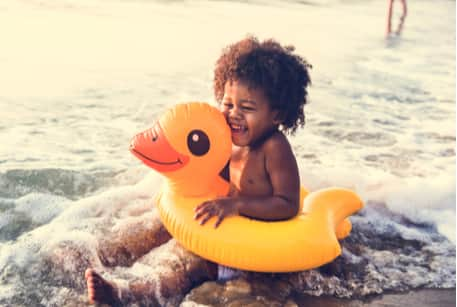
294, 288, 456, 307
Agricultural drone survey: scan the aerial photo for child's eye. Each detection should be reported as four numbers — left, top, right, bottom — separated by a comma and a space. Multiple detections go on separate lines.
242, 106, 255, 111
222, 102, 233, 108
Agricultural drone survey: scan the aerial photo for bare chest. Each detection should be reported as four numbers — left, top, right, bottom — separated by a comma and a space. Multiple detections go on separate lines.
229, 148, 273, 197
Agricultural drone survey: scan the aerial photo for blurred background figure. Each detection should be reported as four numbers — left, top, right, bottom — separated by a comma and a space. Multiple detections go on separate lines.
387, 0, 407, 36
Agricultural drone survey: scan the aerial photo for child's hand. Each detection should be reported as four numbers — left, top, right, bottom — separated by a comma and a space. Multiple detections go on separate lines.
194, 198, 239, 228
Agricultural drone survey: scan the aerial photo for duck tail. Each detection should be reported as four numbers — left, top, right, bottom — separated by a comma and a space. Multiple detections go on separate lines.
303, 188, 363, 239
335, 218, 352, 239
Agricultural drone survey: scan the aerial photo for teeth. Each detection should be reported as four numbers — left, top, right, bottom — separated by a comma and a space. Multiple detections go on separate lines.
231, 124, 246, 131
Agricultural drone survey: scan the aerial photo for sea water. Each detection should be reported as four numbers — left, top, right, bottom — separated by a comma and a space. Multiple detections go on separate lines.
0, 0, 455, 305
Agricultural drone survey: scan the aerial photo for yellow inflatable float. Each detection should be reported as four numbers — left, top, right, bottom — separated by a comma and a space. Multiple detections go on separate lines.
130, 102, 363, 272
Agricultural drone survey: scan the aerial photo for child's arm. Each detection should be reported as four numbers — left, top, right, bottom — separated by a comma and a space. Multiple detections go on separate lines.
195, 135, 300, 228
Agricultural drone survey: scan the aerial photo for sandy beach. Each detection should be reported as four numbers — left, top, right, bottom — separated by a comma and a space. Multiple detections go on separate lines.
295, 289, 456, 307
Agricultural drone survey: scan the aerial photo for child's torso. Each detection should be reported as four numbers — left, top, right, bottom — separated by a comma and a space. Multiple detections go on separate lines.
229, 145, 273, 197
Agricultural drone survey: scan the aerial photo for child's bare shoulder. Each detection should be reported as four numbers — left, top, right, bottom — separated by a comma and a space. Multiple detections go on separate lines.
262, 131, 294, 156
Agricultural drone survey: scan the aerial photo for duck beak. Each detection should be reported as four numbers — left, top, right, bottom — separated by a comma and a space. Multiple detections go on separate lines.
130, 123, 189, 172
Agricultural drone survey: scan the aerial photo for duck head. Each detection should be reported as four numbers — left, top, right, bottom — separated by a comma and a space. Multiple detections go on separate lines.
130, 102, 231, 196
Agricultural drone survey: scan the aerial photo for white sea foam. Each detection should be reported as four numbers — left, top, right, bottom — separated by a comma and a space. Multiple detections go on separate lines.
299, 164, 456, 242
14, 193, 69, 225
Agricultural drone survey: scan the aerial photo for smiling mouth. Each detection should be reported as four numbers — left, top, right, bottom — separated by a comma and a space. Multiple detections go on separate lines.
131, 149, 183, 165
230, 123, 247, 132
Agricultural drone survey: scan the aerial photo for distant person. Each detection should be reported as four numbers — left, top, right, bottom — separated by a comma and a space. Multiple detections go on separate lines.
387, 0, 407, 36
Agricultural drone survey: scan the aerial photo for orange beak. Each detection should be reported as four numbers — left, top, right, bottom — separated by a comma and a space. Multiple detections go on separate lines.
129, 123, 189, 172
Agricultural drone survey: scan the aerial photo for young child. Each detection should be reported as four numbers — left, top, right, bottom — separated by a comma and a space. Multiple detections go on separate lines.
195, 36, 311, 228
194, 36, 312, 280
85, 36, 311, 305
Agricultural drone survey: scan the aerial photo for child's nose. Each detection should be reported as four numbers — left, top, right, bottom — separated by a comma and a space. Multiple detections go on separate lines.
230, 106, 243, 119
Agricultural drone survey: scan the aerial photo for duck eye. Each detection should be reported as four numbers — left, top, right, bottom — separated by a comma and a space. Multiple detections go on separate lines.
187, 130, 210, 156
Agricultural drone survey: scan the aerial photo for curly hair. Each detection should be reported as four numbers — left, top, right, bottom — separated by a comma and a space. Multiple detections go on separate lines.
214, 36, 312, 134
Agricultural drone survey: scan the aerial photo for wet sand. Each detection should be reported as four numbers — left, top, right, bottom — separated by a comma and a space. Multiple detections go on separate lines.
182, 278, 455, 306
294, 289, 456, 307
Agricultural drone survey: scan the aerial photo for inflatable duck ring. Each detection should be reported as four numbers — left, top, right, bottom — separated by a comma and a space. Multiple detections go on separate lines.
130, 102, 363, 272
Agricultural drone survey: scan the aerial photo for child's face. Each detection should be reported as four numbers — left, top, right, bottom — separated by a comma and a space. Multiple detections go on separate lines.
220, 80, 280, 147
